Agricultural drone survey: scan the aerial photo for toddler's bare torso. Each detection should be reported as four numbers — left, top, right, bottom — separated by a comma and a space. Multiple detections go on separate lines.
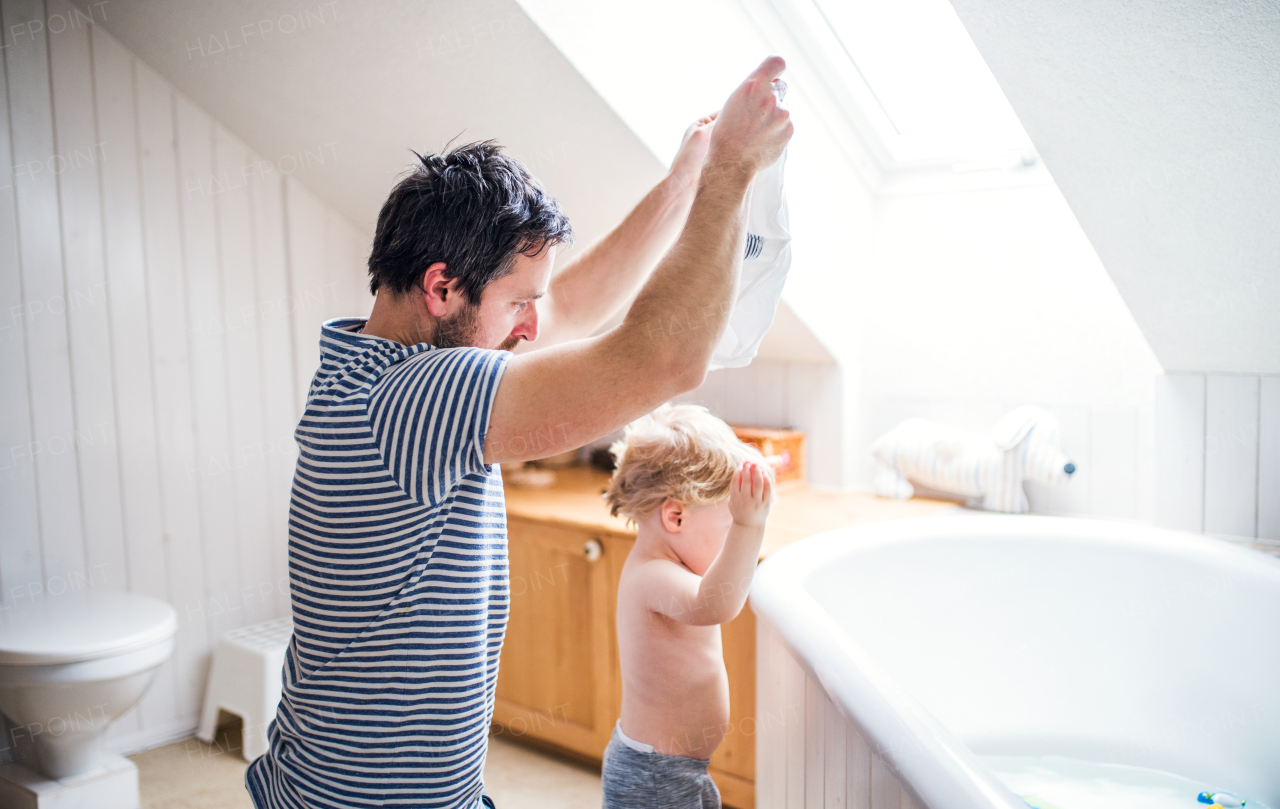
616, 553, 731, 761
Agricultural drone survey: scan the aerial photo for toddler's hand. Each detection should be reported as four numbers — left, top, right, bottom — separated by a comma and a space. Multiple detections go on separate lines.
729, 461, 773, 528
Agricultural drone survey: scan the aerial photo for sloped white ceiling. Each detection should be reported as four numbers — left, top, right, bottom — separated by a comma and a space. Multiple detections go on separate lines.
90, 0, 665, 249
948, 0, 1280, 374
90, 0, 835, 363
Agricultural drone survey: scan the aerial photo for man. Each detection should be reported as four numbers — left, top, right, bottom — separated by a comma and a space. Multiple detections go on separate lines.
246, 57, 791, 809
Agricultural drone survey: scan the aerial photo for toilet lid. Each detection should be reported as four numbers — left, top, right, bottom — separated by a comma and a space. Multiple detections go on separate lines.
0, 589, 178, 665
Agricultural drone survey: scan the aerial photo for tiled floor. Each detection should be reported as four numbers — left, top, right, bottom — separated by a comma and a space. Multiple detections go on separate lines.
129, 725, 603, 809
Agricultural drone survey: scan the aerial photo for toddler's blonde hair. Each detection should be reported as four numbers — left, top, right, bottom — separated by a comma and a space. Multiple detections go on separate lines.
604, 404, 770, 522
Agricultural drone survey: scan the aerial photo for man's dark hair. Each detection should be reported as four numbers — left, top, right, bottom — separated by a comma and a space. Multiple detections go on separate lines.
367, 140, 573, 303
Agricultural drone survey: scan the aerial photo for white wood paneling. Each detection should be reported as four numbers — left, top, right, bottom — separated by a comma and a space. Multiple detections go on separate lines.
722, 364, 760, 426
176, 95, 239, 649
213, 126, 273, 628
0, 0, 45, 604
789, 363, 844, 489
1204, 375, 1260, 538
823, 693, 848, 808
756, 359, 789, 427
869, 754, 900, 809
136, 62, 205, 728
1155, 373, 1206, 531
284, 176, 328, 405
1089, 407, 1137, 520
758, 622, 787, 809
1, 15, 365, 751
1259, 377, 1280, 541
249, 165, 297, 617
92, 25, 173, 738
48, 0, 127, 591
782, 639, 807, 808
5, 0, 87, 584
1134, 405, 1156, 523
805, 675, 826, 809
757, 621, 909, 809
845, 722, 871, 809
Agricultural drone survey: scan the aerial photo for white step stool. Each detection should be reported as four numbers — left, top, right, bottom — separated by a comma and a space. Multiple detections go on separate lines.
197, 617, 293, 761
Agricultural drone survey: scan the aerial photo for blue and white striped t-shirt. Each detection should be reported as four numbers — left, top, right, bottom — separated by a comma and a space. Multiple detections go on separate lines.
246, 318, 511, 809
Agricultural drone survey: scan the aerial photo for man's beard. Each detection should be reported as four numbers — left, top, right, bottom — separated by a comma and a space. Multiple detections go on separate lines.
431, 303, 520, 352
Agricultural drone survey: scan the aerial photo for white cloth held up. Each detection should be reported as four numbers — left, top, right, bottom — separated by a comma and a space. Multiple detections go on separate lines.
709, 81, 792, 371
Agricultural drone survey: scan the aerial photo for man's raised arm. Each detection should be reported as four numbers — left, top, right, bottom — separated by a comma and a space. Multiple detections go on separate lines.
519, 115, 716, 349
485, 57, 792, 465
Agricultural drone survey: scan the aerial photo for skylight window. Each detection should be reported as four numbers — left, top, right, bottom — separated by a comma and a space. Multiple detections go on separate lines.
517, 0, 1037, 178
761, 0, 1035, 167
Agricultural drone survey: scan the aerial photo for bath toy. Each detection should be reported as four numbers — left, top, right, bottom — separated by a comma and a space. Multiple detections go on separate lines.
1198, 792, 1246, 808
869, 406, 1076, 513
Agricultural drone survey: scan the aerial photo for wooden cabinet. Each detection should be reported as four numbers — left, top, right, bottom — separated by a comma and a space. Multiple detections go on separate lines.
493, 518, 626, 758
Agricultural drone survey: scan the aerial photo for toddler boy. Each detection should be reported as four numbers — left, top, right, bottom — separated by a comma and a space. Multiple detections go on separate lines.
602, 404, 774, 809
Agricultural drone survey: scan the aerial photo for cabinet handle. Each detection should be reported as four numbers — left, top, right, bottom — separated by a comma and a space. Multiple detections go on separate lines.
583, 538, 603, 562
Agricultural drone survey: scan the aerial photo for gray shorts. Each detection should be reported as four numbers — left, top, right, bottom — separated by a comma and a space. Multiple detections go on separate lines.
601, 723, 721, 809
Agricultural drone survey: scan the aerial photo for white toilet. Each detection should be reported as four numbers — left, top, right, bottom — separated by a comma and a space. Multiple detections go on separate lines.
0, 588, 176, 790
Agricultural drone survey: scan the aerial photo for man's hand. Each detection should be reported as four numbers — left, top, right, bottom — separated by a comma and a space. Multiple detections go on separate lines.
728, 461, 773, 529
706, 56, 792, 180
669, 114, 717, 194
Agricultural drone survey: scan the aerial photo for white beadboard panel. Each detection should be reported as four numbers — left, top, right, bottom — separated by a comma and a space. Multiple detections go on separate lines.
48, 0, 128, 593
756, 359, 789, 427
5, 0, 87, 583
869, 754, 900, 809
805, 674, 826, 809
335, 209, 372, 317
1204, 374, 1260, 538
0, 1, 45, 603
757, 621, 911, 809
213, 126, 274, 628
758, 621, 787, 809
1134, 405, 1156, 523
900, 786, 925, 809
823, 692, 848, 808
3, 16, 369, 750
721, 363, 760, 426
782, 638, 807, 809
176, 95, 242, 650
1259, 377, 1280, 541
137, 60, 200, 730
788, 363, 843, 489
680, 365, 728, 417
284, 176, 329, 404
1089, 407, 1138, 520
322, 191, 368, 321
1154, 373, 1206, 532
92, 26, 173, 739
248, 168, 297, 617
846, 722, 871, 809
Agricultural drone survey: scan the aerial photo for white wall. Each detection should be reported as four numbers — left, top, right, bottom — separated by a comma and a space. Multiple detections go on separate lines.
856, 181, 1163, 520
1156, 373, 1280, 546
948, 0, 1280, 376
0, 0, 370, 754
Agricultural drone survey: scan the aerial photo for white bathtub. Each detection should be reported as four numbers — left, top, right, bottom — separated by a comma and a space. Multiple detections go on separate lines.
750, 515, 1280, 809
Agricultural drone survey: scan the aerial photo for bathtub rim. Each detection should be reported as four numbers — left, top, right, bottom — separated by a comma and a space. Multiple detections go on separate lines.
748, 513, 1280, 809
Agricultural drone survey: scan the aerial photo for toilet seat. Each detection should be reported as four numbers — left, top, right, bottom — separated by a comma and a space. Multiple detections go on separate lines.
0, 589, 177, 666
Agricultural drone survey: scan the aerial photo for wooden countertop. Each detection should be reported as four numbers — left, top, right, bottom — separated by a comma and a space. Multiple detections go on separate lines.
503, 465, 959, 558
